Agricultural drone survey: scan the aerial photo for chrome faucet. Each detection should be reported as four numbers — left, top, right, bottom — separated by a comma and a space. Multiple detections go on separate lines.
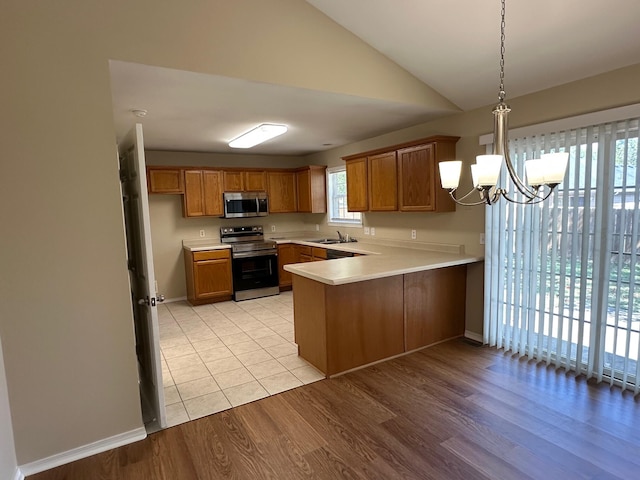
337, 230, 345, 242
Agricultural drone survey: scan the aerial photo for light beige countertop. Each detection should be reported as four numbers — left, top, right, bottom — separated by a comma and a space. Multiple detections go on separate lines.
182, 235, 483, 285
283, 242, 482, 286
182, 239, 231, 251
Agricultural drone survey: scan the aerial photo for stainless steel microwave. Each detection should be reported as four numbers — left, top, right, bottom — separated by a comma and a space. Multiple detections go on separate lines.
223, 191, 269, 218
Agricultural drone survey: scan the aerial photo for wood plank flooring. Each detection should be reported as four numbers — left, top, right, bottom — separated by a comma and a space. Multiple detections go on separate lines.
29, 339, 640, 479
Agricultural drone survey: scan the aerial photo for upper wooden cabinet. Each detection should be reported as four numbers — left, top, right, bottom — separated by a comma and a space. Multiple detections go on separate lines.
223, 170, 267, 192
147, 167, 183, 194
183, 169, 223, 217
148, 165, 327, 217
368, 152, 397, 211
223, 171, 244, 191
244, 171, 267, 191
268, 171, 297, 213
296, 166, 327, 213
342, 136, 458, 213
345, 157, 368, 212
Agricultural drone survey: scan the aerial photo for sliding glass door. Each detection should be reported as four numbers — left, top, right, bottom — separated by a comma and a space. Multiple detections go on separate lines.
484, 116, 640, 392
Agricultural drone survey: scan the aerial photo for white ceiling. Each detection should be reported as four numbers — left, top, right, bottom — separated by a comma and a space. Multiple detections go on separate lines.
110, 0, 640, 156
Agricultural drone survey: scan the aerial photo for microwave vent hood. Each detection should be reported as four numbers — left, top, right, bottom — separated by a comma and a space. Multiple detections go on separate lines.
223, 191, 268, 218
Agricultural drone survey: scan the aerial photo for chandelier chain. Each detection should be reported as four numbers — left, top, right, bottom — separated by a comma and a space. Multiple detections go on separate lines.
499, 0, 506, 102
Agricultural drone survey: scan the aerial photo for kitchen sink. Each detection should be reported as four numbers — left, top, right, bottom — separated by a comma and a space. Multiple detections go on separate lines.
308, 238, 342, 245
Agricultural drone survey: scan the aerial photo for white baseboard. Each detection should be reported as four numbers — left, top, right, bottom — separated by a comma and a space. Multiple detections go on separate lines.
464, 330, 483, 343
19, 427, 146, 477
13, 467, 24, 480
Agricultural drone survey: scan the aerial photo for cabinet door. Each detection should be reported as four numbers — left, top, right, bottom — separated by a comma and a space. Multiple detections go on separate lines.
223, 171, 244, 191
244, 171, 267, 191
268, 172, 297, 213
397, 144, 435, 212
368, 152, 397, 211
147, 168, 183, 194
296, 166, 327, 213
203, 170, 224, 216
183, 170, 205, 217
277, 243, 297, 288
345, 157, 368, 211
193, 258, 232, 299
296, 169, 312, 213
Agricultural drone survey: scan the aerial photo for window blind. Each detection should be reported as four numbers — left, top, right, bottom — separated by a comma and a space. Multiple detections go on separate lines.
484, 117, 640, 393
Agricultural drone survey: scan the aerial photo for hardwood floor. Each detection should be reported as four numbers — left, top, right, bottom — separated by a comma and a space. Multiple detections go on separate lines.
30, 339, 640, 479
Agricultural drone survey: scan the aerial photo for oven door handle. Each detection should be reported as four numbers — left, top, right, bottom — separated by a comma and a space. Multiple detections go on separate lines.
232, 250, 278, 259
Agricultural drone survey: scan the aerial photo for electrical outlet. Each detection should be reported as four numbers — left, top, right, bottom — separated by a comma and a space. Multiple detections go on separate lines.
315, 224, 320, 231
371, 227, 376, 236
199, 229, 205, 238
411, 229, 417, 240
480, 233, 485, 245
271, 225, 276, 232
364, 227, 370, 235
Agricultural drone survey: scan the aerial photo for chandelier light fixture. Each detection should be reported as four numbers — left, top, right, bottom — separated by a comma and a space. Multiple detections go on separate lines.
438, 0, 569, 206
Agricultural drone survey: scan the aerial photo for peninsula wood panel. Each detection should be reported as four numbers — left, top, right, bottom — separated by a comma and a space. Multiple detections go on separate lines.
368, 151, 398, 211
292, 275, 328, 373
404, 265, 467, 351
324, 276, 404, 376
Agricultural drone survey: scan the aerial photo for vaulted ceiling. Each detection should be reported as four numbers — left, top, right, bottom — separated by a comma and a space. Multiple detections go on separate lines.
110, 0, 640, 155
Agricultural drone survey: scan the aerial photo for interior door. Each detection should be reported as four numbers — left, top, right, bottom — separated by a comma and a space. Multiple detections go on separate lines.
118, 123, 166, 430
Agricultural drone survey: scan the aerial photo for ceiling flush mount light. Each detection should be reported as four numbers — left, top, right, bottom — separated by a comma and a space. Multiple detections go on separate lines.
228, 123, 288, 149
438, 0, 568, 206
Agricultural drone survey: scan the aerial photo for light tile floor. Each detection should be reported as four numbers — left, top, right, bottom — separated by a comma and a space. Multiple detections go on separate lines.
158, 291, 325, 427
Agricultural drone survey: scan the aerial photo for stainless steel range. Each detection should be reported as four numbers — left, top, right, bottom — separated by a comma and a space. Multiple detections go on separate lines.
220, 225, 279, 301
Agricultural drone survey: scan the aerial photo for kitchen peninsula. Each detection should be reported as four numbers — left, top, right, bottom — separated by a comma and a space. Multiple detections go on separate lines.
284, 243, 482, 377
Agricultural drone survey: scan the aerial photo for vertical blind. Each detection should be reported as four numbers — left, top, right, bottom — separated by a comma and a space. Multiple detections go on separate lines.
484, 116, 640, 393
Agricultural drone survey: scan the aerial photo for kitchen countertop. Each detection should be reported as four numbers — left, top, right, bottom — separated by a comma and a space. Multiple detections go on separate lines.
182, 235, 483, 285
283, 242, 482, 286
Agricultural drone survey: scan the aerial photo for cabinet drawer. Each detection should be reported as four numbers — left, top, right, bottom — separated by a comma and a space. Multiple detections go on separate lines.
193, 249, 230, 261
297, 245, 312, 255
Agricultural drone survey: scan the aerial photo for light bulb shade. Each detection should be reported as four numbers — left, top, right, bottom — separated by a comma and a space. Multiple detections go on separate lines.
524, 159, 545, 186
229, 123, 288, 148
474, 154, 503, 187
470, 163, 480, 188
541, 152, 569, 184
438, 161, 462, 189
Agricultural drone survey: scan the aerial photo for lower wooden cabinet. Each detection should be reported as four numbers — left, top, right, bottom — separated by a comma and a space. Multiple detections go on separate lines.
184, 249, 232, 305
277, 243, 297, 289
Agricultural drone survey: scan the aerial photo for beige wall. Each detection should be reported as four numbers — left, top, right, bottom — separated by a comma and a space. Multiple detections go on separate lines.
2, 0, 438, 465
2, 0, 640, 468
